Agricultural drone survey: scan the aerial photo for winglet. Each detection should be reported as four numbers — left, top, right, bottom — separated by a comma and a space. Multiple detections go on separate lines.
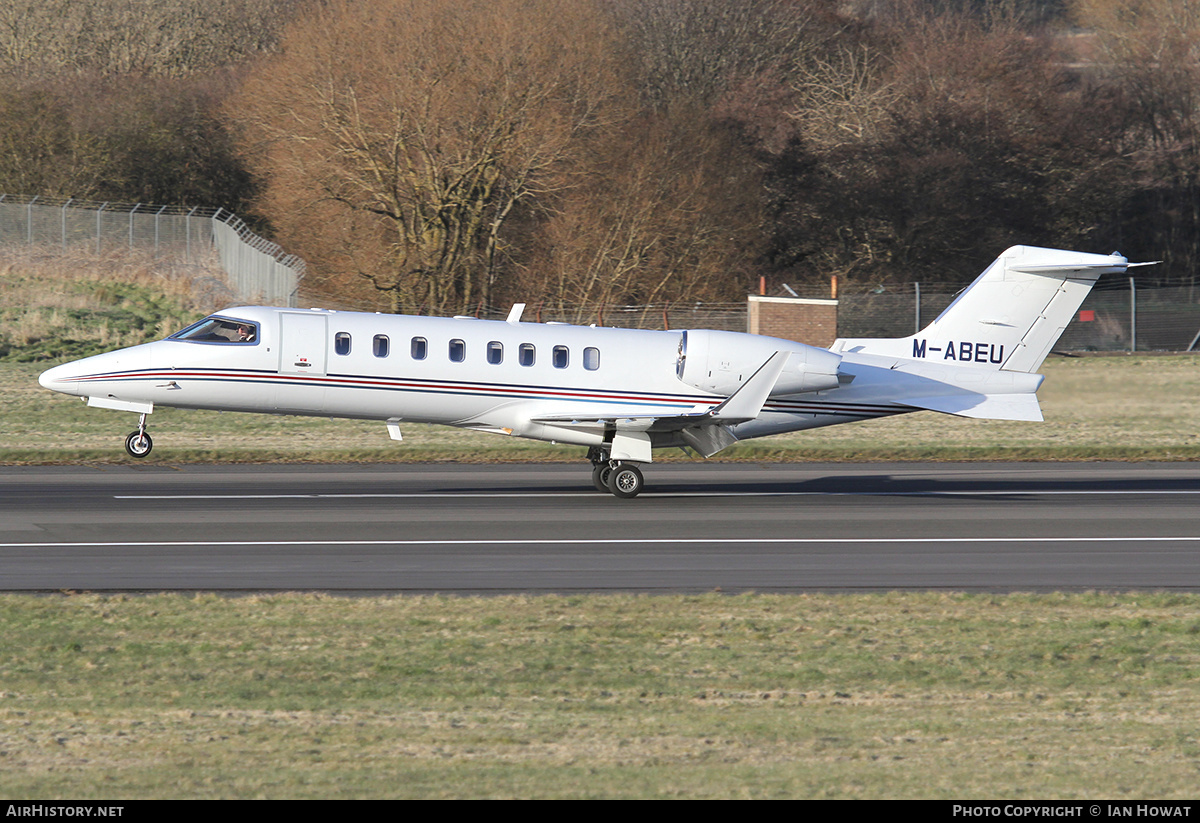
709, 351, 789, 422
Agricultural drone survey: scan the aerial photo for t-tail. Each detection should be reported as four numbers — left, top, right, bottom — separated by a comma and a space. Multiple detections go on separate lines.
829, 246, 1152, 423
834, 246, 1146, 373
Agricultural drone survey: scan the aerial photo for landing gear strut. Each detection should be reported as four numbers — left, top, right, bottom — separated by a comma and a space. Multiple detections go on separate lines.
124, 414, 153, 458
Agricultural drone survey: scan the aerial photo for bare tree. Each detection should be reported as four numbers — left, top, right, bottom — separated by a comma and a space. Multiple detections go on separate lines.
751, 5, 1124, 287
526, 110, 762, 320
0, 82, 106, 197
0, 0, 306, 77
788, 42, 897, 150
1074, 0, 1200, 277
232, 0, 623, 314
611, 0, 845, 109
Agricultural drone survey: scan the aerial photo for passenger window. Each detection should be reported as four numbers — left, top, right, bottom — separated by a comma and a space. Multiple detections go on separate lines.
553, 345, 569, 369
583, 347, 600, 371
518, 343, 535, 366
449, 339, 466, 362
487, 341, 503, 365
411, 337, 427, 360
335, 332, 351, 355
373, 335, 389, 358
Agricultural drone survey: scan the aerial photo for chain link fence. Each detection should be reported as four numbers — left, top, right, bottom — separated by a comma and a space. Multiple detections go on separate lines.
382, 278, 1196, 353
0, 194, 303, 306
833, 277, 1200, 353
294, 282, 1200, 352
2, 194, 1193, 351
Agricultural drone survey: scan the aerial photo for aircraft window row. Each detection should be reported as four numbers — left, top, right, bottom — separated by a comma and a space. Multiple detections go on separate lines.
333, 332, 599, 370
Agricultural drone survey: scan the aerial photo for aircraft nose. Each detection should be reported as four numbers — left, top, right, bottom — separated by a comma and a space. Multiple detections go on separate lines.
39, 362, 84, 395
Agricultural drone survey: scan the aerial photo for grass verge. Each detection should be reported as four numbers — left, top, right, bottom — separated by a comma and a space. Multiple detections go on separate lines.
3, 591, 1198, 799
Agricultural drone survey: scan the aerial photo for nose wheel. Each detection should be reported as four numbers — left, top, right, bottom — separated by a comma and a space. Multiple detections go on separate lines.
124, 414, 153, 458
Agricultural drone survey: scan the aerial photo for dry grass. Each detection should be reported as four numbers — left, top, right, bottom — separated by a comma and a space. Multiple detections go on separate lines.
0, 245, 230, 309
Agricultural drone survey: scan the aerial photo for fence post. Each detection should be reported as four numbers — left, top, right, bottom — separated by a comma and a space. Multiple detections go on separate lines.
154, 204, 166, 254
27, 195, 37, 246
95, 202, 107, 254
128, 203, 140, 248
61, 198, 71, 249
186, 206, 197, 262
1129, 276, 1137, 353
914, 282, 921, 334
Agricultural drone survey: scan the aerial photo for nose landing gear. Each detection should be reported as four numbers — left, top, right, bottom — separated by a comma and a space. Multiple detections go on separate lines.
124, 414, 153, 458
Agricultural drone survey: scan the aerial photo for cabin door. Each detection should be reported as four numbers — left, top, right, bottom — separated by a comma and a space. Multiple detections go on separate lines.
276, 312, 328, 412
278, 312, 327, 376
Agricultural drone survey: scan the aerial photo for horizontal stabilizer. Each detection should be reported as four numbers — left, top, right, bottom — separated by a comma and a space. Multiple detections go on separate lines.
903, 393, 1043, 422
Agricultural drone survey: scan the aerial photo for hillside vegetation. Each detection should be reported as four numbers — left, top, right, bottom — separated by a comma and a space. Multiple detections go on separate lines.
2, 1, 1199, 315
0, 248, 223, 362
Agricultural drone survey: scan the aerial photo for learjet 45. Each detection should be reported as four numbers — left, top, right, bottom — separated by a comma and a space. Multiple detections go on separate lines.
39, 246, 1144, 497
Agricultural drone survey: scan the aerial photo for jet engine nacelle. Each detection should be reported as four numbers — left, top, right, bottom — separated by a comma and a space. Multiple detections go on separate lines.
676, 329, 843, 397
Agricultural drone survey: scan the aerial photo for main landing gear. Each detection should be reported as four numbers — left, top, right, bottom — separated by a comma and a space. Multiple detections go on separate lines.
124, 413, 153, 458
588, 448, 645, 499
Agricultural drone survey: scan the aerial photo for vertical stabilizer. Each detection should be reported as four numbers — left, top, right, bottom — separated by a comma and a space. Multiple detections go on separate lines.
832, 246, 1136, 373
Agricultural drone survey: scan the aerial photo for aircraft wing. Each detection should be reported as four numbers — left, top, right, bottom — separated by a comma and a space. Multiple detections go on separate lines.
530, 351, 790, 458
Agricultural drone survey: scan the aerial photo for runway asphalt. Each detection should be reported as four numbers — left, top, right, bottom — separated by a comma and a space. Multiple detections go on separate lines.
2, 461, 1199, 593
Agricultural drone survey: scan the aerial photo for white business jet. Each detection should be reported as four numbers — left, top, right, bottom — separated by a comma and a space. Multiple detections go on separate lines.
39, 246, 1145, 497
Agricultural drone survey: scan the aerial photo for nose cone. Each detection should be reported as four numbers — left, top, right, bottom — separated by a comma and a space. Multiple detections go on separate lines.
39, 361, 84, 395
39, 344, 161, 409
38, 347, 138, 397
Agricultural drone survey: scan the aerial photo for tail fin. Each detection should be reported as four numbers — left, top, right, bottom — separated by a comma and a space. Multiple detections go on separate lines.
832, 246, 1138, 373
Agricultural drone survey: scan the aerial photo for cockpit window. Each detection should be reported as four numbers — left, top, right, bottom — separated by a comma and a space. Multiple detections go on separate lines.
170, 316, 258, 344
